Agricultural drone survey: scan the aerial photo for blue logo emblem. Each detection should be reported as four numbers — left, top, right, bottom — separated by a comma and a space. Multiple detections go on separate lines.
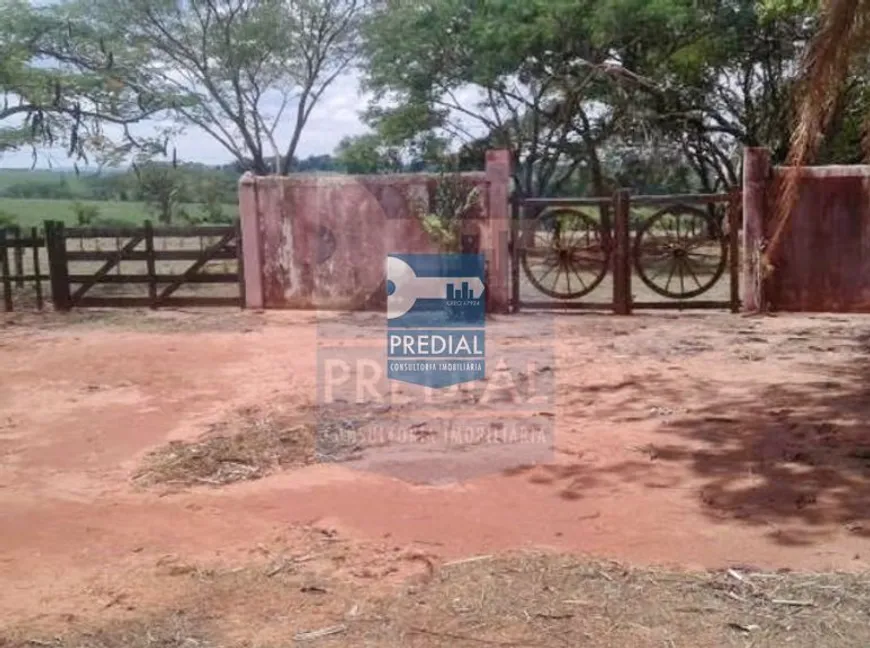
386, 254, 485, 387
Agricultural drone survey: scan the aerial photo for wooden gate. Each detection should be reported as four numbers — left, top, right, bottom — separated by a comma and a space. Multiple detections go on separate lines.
45, 221, 244, 310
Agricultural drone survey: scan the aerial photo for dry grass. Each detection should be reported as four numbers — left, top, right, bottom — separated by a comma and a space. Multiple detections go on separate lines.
0, 616, 213, 648
133, 405, 316, 487
131, 399, 378, 487
371, 554, 870, 647
5, 552, 870, 648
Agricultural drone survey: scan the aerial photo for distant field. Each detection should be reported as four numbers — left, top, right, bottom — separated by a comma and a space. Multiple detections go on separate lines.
0, 169, 92, 195
0, 198, 238, 228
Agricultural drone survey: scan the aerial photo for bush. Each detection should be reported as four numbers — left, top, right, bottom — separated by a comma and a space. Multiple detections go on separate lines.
71, 201, 101, 226
179, 210, 205, 225
0, 209, 18, 228
92, 216, 136, 229
415, 173, 482, 252
201, 207, 233, 224
200, 179, 232, 223
3, 181, 76, 200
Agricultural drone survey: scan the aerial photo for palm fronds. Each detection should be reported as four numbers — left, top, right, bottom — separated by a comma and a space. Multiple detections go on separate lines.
771, 0, 870, 267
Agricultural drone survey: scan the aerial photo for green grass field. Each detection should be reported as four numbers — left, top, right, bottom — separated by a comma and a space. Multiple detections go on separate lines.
0, 198, 238, 228
0, 169, 92, 195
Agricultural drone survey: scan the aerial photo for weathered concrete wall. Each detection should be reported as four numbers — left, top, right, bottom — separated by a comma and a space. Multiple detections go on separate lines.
239, 168, 507, 311
743, 148, 870, 312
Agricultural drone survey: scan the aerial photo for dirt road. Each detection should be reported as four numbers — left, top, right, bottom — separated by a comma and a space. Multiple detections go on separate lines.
2, 309, 869, 643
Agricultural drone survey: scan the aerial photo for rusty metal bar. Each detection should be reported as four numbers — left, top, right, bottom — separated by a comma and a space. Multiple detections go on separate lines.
630, 192, 731, 205
517, 301, 613, 310
727, 189, 741, 312
631, 300, 733, 310
518, 197, 612, 207
612, 189, 632, 315
510, 194, 521, 312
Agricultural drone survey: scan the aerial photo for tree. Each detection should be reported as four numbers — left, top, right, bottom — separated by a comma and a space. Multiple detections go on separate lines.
360, 0, 642, 196
296, 153, 338, 171
67, 0, 366, 175
618, 0, 819, 189
133, 161, 187, 224
334, 133, 401, 174
359, 0, 840, 196
0, 0, 175, 162
780, 0, 870, 169
765, 0, 870, 263
71, 200, 100, 226
200, 178, 231, 223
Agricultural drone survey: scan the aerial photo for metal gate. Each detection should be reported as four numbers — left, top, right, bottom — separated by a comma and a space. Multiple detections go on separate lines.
510, 190, 741, 313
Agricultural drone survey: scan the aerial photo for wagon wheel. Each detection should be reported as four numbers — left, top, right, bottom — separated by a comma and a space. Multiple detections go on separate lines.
633, 204, 727, 300
521, 207, 610, 299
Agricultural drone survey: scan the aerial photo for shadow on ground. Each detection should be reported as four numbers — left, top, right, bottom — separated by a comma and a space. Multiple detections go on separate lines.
504, 318, 870, 546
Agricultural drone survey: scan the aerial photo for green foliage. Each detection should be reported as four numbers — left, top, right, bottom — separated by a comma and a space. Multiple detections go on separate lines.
1, 0, 365, 172
415, 174, 482, 252
335, 134, 402, 174
91, 215, 135, 228
360, 0, 630, 194
51, 0, 363, 174
199, 179, 231, 223
4, 181, 74, 200
132, 162, 189, 225
0, 208, 18, 227
757, 0, 819, 21
71, 200, 100, 226
0, 197, 237, 228
0, 0, 175, 161
3, 0, 866, 195
357, 0, 854, 193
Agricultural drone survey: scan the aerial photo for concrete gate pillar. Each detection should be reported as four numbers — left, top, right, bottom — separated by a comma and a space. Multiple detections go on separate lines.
742, 147, 771, 312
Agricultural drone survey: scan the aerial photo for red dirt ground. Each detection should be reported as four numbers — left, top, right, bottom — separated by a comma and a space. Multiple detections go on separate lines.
2, 308, 870, 631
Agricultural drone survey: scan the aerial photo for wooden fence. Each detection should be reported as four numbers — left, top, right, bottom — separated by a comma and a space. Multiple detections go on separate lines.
1, 221, 244, 312
0, 226, 48, 311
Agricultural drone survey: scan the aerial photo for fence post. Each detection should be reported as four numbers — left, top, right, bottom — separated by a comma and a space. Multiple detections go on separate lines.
238, 173, 264, 309
144, 220, 158, 309
509, 192, 521, 313
45, 220, 71, 311
742, 147, 771, 312
12, 226, 24, 288
0, 229, 12, 312
235, 218, 246, 309
31, 226, 43, 310
728, 188, 741, 312
484, 149, 512, 314
612, 189, 632, 315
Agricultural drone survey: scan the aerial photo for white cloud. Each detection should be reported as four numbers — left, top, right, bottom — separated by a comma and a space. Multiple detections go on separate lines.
294, 75, 371, 156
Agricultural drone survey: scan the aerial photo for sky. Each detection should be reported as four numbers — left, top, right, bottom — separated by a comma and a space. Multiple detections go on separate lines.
0, 74, 371, 170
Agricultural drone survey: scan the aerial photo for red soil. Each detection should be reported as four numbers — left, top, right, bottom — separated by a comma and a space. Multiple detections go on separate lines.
1, 309, 869, 628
